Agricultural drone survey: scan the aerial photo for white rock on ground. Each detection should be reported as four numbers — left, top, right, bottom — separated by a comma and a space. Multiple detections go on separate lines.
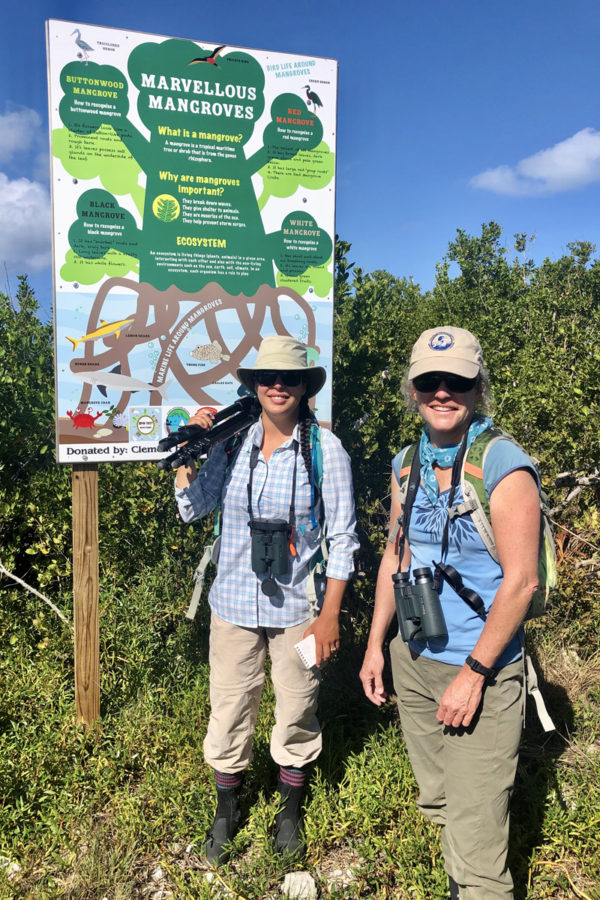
0, 857, 21, 881
281, 871, 318, 900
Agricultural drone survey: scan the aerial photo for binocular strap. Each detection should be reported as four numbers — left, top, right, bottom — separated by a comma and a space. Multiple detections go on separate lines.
247, 441, 299, 527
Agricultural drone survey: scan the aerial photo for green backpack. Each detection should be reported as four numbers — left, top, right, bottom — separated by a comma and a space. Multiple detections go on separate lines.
394, 428, 558, 620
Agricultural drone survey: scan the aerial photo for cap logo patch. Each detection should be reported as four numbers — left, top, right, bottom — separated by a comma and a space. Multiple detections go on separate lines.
429, 331, 454, 351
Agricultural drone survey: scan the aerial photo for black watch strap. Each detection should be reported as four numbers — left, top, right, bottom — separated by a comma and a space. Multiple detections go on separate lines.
465, 654, 496, 679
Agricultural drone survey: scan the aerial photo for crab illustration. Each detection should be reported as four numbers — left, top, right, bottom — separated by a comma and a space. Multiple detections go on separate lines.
66, 408, 103, 429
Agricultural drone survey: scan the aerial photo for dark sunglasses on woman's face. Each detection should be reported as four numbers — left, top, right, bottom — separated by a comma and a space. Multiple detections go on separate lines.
255, 370, 303, 387
412, 372, 478, 393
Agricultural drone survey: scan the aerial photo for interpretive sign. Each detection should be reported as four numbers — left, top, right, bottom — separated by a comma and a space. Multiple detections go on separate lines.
47, 20, 338, 463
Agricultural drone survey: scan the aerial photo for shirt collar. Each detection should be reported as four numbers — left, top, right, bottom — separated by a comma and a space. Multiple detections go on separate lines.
249, 417, 300, 449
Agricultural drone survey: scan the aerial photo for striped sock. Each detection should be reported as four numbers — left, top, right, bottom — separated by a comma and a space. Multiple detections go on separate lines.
279, 766, 306, 788
214, 769, 244, 791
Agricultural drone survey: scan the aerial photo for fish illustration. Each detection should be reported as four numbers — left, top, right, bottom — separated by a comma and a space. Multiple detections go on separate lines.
190, 339, 230, 363
66, 317, 135, 352
73, 365, 172, 399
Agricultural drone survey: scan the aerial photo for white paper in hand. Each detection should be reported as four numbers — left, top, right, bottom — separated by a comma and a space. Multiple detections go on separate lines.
294, 634, 317, 669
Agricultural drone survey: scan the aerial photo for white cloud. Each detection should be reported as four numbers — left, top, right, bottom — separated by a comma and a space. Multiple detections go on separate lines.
0, 106, 43, 166
0, 173, 51, 273
33, 150, 51, 184
471, 128, 600, 196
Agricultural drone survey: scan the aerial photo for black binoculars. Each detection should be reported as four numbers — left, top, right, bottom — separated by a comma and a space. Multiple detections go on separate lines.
393, 567, 447, 642
250, 518, 291, 596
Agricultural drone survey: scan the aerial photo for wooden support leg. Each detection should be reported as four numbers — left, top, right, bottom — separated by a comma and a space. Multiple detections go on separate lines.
72, 463, 100, 725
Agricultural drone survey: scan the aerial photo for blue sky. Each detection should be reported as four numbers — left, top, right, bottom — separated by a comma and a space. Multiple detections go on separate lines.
2, 0, 600, 320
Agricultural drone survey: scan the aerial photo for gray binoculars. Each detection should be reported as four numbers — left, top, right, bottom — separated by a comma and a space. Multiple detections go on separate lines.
393, 567, 447, 642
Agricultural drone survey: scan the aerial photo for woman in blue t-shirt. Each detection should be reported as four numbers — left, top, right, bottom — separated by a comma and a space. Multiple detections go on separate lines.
360, 326, 540, 900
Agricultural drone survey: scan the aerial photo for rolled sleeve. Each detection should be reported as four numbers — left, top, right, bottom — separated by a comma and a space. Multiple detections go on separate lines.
320, 430, 359, 581
174, 444, 228, 524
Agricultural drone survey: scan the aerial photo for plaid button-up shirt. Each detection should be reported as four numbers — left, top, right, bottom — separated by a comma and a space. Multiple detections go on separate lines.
175, 419, 359, 628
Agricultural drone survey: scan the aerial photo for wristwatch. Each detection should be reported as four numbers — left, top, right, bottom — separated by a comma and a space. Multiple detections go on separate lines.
465, 654, 496, 679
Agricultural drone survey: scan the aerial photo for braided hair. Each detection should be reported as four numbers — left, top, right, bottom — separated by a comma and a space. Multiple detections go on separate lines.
298, 395, 318, 483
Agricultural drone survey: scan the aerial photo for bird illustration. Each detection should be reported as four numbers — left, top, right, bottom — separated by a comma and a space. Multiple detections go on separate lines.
304, 85, 323, 112
71, 28, 94, 64
188, 45, 226, 66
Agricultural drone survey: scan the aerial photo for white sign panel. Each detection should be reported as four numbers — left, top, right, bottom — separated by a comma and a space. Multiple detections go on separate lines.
47, 20, 338, 462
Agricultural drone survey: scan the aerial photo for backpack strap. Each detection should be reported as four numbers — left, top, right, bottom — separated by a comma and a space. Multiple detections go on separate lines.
185, 536, 221, 621
434, 427, 521, 563
306, 523, 328, 616
518, 631, 556, 732
457, 427, 507, 563
525, 650, 556, 732
389, 443, 417, 547
310, 421, 323, 528
305, 422, 328, 611
395, 443, 417, 508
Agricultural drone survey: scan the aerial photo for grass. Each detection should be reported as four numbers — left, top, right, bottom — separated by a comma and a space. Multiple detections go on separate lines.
1, 564, 599, 899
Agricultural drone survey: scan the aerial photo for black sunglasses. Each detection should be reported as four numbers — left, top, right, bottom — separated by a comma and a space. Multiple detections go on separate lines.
255, 370, 303, 388
413, 372, 478, 393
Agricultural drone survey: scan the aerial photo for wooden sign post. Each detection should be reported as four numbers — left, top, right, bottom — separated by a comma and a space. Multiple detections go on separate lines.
72, 463, 100, 725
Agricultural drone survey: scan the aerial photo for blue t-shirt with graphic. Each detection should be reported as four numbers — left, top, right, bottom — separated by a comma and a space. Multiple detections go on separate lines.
392, 438, 538, 667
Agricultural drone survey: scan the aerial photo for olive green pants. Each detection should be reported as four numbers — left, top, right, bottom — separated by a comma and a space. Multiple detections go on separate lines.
391, 637, 524, 900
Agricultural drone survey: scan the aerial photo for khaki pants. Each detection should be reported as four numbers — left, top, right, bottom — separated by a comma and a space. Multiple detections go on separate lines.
391, 637, 524, 900
203, 613, 322, 773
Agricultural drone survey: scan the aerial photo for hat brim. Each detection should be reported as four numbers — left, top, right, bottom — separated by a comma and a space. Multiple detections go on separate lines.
409, 358, 481, 380
236, 366, 326, 399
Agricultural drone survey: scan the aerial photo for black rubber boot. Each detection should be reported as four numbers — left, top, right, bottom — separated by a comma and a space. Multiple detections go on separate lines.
274, 781, 305, 856
448, 875, 460, 900
201, 787, 241, 865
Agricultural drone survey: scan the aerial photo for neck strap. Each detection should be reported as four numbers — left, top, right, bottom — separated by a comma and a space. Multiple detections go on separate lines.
439, 428, 470, 563
397, 446, 422, 574
247, 440, 299, 526
396, 427, 469, 576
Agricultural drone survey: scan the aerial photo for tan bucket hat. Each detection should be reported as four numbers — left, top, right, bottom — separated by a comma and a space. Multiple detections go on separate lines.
237, 335, 326, 398
408, 326, 484, 380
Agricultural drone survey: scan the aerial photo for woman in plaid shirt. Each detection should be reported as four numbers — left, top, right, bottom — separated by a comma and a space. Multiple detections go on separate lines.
175, 335, 358, 864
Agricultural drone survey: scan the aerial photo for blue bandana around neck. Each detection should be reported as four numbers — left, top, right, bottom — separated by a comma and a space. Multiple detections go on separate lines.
419, 415, 494, 504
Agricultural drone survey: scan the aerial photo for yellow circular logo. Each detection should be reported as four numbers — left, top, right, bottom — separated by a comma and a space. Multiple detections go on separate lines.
152, 194, 180, 222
